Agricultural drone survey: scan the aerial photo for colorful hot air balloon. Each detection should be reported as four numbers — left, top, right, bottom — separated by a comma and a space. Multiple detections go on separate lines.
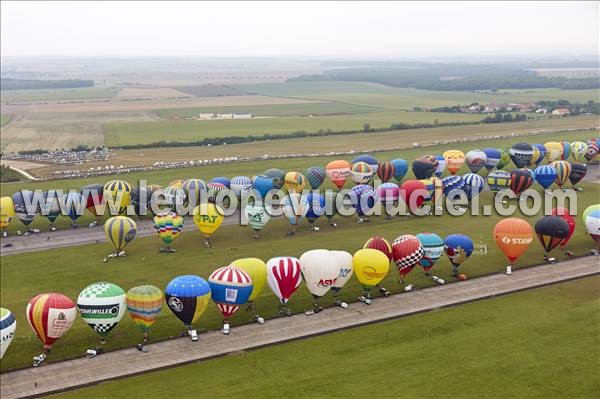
283, 193, 309, 235
230, 176, 253, 200
12, 190, 39, 228
103, 180, 132, 215
416, 232, 444, 274
463, 173, 485, 200
443, 150, 465, 175
400, 179, 428, 210
126, 285, 162, 342
569, 163, 587, 189
264, 169, 285, 189
483, 148, 502, 171
544, 141, 563, 163
583, 205, 600, 247
266, 257, 302, 315
182, 179, 206, 206
560, 142, 572, 160
364, 236, 393, 260
442, 175, 465, 198
412, 155, 437, 180
534, 165, 558, 190
465, 150, 488, 174
61, 191, 86, 226
252, 175, 275, 200
299, 249, 339, 311
509, 142, 534, 168
326, 160, 351, 189
193, 203, 224, 247
81, 183, 104, 223
26, 293, 77, 366
496, 149, 511, 170
305, 192, 326, 228
390, 159, 409, 182
444, 234, 474, 277
104, 216, 137, 257
377, 161, 395, 182
0, 196, 15, 234
551, 160, 571, 189
551, 207, 576, 254
283, 172, 307, 193
206, 182, 226, 202
353, 248, 390, 304
330, 250, 353, 306
350, 184, 377, 219
433, 155, 446, 177
165, 275, 211, 340
493, 218, 533, 272
392, 235, 424, 281
230, 258, 267, 323
510, 169, 533, 197
487, 170, 511, 193
570, 141, 588, 162
244, 202, 271, 239
350, 162, 374, 184
585, 143, 600, 165
78, 282, 126, 341
377, 182, 399, 216
306, 167, 326, 189
1, 307, 16, 359
153, 211, 183, 252
535, 216, 570, 259
352, 154, 378, 173
530, 144, 546, 167
209, 177, 230, 188
209, 266, 253, 334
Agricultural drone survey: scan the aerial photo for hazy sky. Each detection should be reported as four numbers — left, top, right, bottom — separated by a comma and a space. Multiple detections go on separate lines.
1, 1, 598, 58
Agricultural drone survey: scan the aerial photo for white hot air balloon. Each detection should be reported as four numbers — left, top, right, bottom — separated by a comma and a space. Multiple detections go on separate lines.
330, 250, 354, 308
266, 257, 302, 316
0, 307, 16, 359
299, 249, 340, 313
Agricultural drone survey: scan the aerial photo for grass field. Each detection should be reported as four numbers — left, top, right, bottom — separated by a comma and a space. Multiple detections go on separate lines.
0, 114, 13, 126
0, 87, 120, 103
50, 276, 600, 399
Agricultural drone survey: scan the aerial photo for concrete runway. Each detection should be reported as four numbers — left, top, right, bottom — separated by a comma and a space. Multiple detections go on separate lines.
1, 256, 598, 399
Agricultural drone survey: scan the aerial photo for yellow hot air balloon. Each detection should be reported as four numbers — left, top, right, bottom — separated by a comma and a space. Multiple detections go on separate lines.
169, 179, 184, 188
103, 180, 132, 215
230, 257, 267, 323
284, 172, 306, 193
353, 248, 390, 304
153, 212, 184, 253
0, 196, 15, 234
544, 142, 563, 163
442, 150, 465, 175
104, 216, 137, 258
193, 203, 224, 247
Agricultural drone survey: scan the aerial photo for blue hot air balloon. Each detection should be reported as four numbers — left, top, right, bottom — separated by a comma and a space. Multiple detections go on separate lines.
463, 173, 485, 200
444, 234, 474, 276
209, 177, 230, 189
61, 191, 86, 224
230, 176, 253, 199
252, 175, 275, 200
164, 275, 211, 332
390, 159, 408, 182
352, 155, 379, 174
350, 184, 378, 217
12, 190, 39, 228
433, 155, 446, 178
42, 191, 61, 227
304, 192, 326, 226
306, 167, 326, 189
532, 144, 547, 166
442, 175, 465, 198
483, 148, 502, 171
534, 165, 558, 189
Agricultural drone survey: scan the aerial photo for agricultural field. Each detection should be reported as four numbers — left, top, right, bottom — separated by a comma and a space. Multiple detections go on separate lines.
0, 87, 120, 103
51, 276, 600, 399
173, 84, 251, 97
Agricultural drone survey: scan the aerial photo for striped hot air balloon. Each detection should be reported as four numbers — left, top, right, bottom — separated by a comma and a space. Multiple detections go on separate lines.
377, 161, 395, 183
530, 144, 546, 167
463, 173, 485, 200
364, 236, 393, 260
182, 179, 206, 206
26, 293, 77, 352
442, 175, 465, 197
266, 257, 302, 314
534, 165, 558, 190
104, 216, 137, 254
230, 176, 253, 199
209, 266, 253, 333
153, 212, 183, 251
103, 180, 132, 215
443, 150, 465, 175
126, 285, 162, 340
390, 159, 409, 182
352, 154, 379, 173
560, 142, 572, 160
551, 160, 572, 188
350, 162, 373, 184
510, 169, 533, 196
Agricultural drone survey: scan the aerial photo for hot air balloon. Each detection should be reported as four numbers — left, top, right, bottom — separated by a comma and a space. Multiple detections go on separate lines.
209, 266, 253, 334
165, 275, 211, 341
433, 155, 446, 177
252, 175, 275, 200
352, 154, 378, 173
551, 207, 576, 256
510, 169, 533, 197
419, 178, 434, 204
264, 168, 285, 189
350, 162, 373, 185
400, 179, 428, 211
534, 165, 558, 190
377, 182, 399, 218
509, 142, 534, 168
283, 193, 309, 235
496, 150, 511, 170
570, 141, 588, 162
487, 170, 511, 193
0, 196, 15, 236
483, 148, 502, 171
104, 216, 137, 258
305, 192, 326, 230
444, 234, 474, 277
569, 163, 587, 190
364, 236, 393, 260
230, 176, 253, 200
41, 191, 61, 230
299, 249, 339, 312
443, 150, 465, 175
330, 250, 353, 307
442, 175, 465, 199
284, 172, 306, 193
126, 285, 162, 343
306, 166, 326, 189
544, 142, 563, 163
326, 160, 351, 189
392, 235, 424, 282
583, 205, 600, 249
61, 191, 86, 227
0, 307, 16, 359
206, 182, 226, 203
530, 144, 546, 167
169, 179, 184, 189
353, 248, 390, 305
26, 293, 77, 366
78, 282, 126, 345
266, 256, 302, 315
350, 184, 377, 221
551, 160, 571, 189
103, 180, 131, 215
12, 190, 39, 230
390, 159, 409, 182
560, 142, 572, 160
416, 232, 444, 275
412, 155, 437, 180
493, 218, 533, 273
535, 216, 570, 260
193, 203, 224, 247
230, 258, 267, 323
463, 173, 485, 200
153, 211, 183, 252
182, 179, 206, 206
465, 150, 488, 174
131, 187, 152, 217
585, 143, 600, 165
209, 177, 231, 188
377, 161, 395, 183
81, 183, 104, 225
244, 202, 271, 239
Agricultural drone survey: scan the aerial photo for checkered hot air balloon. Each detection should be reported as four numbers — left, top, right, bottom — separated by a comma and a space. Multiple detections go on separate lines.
209, 266, 253, 333
77, 283, 126, 340
392, 234, 424, 280
306, 166, 326, 189
442, 175, 465, 198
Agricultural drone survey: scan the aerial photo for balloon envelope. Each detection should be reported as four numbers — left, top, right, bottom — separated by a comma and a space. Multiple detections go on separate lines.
416, 232, 444, 272
0, 307, 16, 359
330, 250, 354, 293
326, 160, 351, 189
551, 207, 576, 249
509, 143, 534, 168
487, 170, 511, 193
252, 175, 275, 199
264, 169, 285, 189
363, 236, 393, 260
126, 285, 162, 334
266, 257, 302, 304
352, 249, 390, 290
550, 160, 571, 188
510, 169, 533, 196
493, 218, 533, 264
105, 216, 137, 251
153, 212, 183, 245
165, 275, 211, 327
444, 234, 474, 267
27, 293, 76, 350
208, 266, 253, 319
299, 250, 340, 298
306, 167, 326, 189
483, 148, 502, 170
465, 150, 488, 174
103, 180, 132, 215
350, 184, 377, 216
390, 159, 409, 182
350, 162, 373, 184
230, 258, 267, 302
78, 282, 126, 337
392, 234, 424, 278
569, 163, 587, 186
534, 165, 558, 189
535, 216, 570, 254
443, 150, 465, 175
193, 203, 224, 238
377, 161, 395, 182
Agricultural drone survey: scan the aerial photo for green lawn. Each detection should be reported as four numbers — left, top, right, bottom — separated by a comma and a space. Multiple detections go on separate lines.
50, 276, 600, 399
0, 87, 120, 103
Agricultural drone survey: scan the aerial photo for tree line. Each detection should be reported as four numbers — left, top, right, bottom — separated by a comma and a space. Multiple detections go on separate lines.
1, 78, 94, 91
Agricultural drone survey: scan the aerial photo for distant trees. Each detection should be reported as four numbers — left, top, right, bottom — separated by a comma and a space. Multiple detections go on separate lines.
482, 113, 527, 123
1, 79, 93, 91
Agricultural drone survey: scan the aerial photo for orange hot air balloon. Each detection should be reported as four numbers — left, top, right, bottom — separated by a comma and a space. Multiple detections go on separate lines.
493, 218, 533, 271
326, 160, 351, 189
443, 150, 465, 175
